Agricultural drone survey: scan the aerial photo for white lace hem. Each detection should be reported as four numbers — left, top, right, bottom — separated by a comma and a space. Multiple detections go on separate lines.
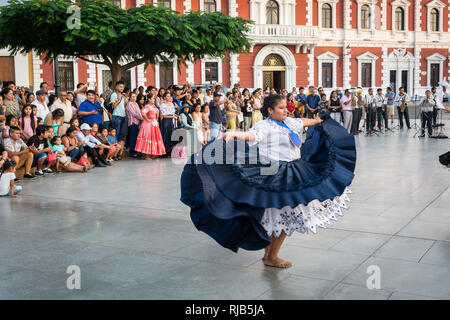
261, 188, 352, 238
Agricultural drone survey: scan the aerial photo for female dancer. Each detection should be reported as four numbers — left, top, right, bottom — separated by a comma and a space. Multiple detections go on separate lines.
135, 93, 166, 159
180, 94, 356, 268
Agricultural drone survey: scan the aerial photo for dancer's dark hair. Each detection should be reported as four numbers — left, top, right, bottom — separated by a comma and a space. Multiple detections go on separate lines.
261, 94, 284, 118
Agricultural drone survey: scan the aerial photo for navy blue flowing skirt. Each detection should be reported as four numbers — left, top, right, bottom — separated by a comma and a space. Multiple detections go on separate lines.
180, 116, 356, 252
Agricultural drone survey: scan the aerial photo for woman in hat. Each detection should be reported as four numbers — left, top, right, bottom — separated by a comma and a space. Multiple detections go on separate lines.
181, 94, 356, 268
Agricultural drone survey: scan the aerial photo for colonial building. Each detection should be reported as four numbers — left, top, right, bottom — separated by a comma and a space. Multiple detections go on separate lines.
1, 0, 449, 95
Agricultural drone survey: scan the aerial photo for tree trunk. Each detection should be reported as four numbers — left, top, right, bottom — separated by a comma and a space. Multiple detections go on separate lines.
110, 62, 123, 86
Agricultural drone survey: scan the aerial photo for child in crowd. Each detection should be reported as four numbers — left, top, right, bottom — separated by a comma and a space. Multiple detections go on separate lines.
36, 117, 43, 126
70, 118, 80, 132
2, 115, 21, 139
97, 127, 121, 161
318, 93, 328, 112
107, 128, 124, 160
0, 150, 8, 170
0, 159, 21, 198
75, 150, 91, 168
20, 104, 37, 141
31, 105, 38, 119
51, 136, 89, 173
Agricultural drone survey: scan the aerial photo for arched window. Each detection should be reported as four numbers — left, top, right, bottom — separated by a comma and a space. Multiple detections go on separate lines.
159, 0, 171, 8
204, 0, 216, 13
430, 8, 439, 32
266, 1, 279, 25
361, 5, 370, 29
395, 7, 405, 31
322, 4, 332, 28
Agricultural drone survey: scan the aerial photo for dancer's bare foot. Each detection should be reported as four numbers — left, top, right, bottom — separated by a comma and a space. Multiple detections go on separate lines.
262, 245, 271, 261
263, 257, 292, 268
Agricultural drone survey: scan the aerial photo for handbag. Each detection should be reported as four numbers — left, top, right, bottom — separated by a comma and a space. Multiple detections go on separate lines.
47, 152, 57, 162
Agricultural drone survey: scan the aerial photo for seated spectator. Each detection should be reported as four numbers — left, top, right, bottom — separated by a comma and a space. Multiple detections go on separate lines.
95, 126, 120, 162
78, 90, 103, 126
27, 125, 56, 176
76, 123, 110, 167
50, 135, 89, 173
0, 159, 21, 198
62, 126, 84, 161
0, 107, 5, 144
107, 127, 124, 160
36, 117, 43, 126
19, 104, 37, 141
3, 126, 34, 178
90, 123, 114, 164
0, 149, 8, 169
75, 150, 91, 168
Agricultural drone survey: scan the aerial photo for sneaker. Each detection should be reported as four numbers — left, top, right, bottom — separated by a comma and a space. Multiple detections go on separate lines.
35, 170, 44, 176
24, 173, 34, 179
42, 168, 53, 174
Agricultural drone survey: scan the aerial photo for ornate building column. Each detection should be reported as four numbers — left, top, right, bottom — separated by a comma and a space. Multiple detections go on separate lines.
229, 0, 240, 85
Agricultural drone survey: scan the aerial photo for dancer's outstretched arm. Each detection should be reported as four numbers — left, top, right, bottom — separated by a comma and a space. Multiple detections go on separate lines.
219, 131, 255, 143
300, 114, 323, 127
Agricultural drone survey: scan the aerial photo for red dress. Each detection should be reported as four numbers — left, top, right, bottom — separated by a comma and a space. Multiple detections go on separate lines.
135, 104, 166, 156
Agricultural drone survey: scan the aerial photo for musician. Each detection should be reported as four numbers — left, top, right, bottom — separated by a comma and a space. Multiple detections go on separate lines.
364, 88, 377, 133
375, 88, 387, 131
394, 87, 411, 129
385, 87, 395, 127
419, 90, 434, 138
350, 88, 364, 135
431, 86, 438, 126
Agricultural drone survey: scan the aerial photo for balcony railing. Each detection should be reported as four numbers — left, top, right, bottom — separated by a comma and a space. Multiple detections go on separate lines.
248, 24, 319, 40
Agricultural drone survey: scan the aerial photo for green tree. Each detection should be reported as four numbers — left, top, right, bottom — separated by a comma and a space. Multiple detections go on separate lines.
0, 0, 251, 84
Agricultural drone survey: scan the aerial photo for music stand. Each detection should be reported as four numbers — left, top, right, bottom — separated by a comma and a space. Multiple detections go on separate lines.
430, 106, 448, 139
410, 94, 420, 130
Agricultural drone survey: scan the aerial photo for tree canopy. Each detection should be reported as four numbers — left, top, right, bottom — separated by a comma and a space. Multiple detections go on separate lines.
0, 0, 252, 83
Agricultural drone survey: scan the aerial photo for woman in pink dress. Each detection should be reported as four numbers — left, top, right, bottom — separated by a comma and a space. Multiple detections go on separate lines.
135, 93, 166, 160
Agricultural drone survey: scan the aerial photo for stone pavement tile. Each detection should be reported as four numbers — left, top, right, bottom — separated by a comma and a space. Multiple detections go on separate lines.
99, 226, 205, 255
322, 283, 392, 300
397, 220, 450, 241
329, 215, 410, 235
0, 267, 67, 299
342, 257, 450, 299
167, 238, 263, 267
388, 292, 442, 300
413, 206, 450, 224
0, 230, 54, 259
283, 229, 352, 250
3, 242, 121, 274
419, 241, 450, 267
429, 187, 450, 209
248, 245, 368, 282
373, 236, 435, 262
330, 232, 390, 255
148, 262, 289, 300
257, 275, 337, 300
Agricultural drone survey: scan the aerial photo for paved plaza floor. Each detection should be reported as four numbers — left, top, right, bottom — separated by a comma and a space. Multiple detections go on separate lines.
1, 118, 449, 300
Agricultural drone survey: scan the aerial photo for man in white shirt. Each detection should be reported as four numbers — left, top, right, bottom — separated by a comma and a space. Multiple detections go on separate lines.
3, 126, 34, 178
364, 88, 377, 133
51, 90, 73, 134
76, 123, 110, 167
32, 90, 50, 120
374, 88, 386, 131
394, 87, 411, 129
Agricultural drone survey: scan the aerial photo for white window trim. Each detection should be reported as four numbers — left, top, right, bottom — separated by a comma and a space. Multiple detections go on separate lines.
316, 51, 339, 89
391, 0, 410, 32
250, 0, 295, 25
317, 0, 338, 30
199, 0, 221, 12
154, 58, 178, 89
426, 53, 446, 88
356, 0, 377, 31
201, 57, 222, 84
57, 56, 78, 92
426, 0, 445, 33
157, 0, 176, 10
357, 52, 379, 89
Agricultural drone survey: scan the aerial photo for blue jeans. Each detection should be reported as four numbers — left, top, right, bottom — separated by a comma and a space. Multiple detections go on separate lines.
112, 115, 126, 141
32, 153, 47, 167
209, 122, 222, 142
128, 124, 139, 156
69, 147, 83, 161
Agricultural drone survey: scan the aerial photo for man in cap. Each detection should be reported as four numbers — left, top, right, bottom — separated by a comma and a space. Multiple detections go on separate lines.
32, 90, 50, 119
76, 123, 110, 167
